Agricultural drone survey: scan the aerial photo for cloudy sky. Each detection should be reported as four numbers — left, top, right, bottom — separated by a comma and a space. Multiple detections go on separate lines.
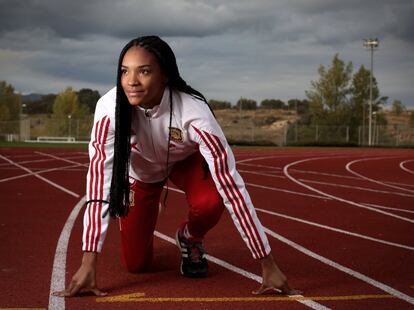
1, 0, 413, 107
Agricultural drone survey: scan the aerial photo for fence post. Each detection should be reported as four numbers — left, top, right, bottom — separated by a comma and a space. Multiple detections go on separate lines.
346, 126, 349, 143
251, 122, 255, 143
76, 119, 80, 140
315, 125, 319, 142
295, 123, 298, 143
396, 127, 400, 146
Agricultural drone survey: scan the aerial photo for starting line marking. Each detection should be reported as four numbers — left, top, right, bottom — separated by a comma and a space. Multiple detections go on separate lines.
96, 292, 395, 303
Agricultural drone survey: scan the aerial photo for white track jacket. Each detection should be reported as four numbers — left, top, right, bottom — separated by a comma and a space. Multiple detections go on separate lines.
82, 87, 271, 259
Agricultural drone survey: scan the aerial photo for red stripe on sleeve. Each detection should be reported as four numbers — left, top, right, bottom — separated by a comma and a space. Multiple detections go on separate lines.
86, 116, 109, 251
212, 134, 266, 257
92, 117, 110, 251
192, 126, 261, 258
85, 118, 102, 250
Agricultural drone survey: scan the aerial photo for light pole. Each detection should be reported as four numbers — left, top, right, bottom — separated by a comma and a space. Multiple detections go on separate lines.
68, 114, 72, 138
372, 111, 378, 145
19, 102, 27, 141
363, 38, 379, 146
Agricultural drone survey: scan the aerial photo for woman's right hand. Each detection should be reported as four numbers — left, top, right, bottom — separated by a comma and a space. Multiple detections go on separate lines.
52, 252, 107, 297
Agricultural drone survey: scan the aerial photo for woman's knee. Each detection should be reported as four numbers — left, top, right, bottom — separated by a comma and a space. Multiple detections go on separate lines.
191, 192, 224, 220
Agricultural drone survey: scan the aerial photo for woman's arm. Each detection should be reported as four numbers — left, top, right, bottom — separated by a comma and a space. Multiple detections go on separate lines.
188, 102, 299, 294
53, 89, 117, 298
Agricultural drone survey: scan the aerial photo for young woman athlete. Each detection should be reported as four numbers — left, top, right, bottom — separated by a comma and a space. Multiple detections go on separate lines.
53, 35, 299, 297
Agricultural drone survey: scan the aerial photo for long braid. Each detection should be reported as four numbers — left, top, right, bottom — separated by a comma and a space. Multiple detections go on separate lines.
108, 42, 135, 218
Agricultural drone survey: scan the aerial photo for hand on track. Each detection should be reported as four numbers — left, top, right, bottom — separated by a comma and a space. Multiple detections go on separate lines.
254, 253, 302, 296
52, 253, 107, 298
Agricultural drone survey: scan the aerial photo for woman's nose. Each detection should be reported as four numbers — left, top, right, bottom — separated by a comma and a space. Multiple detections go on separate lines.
128, 73, 139, 86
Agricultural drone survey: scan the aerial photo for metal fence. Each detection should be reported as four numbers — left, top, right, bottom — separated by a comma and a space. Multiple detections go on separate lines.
284, 124, 414, 146
0, 117, 93, 143
1, 117, 413, 147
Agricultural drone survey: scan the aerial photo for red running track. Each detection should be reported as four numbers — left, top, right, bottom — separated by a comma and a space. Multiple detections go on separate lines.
0, 146, 413, 310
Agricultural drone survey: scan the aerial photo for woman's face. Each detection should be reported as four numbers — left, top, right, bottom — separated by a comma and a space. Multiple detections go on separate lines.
121, 46, 167, 108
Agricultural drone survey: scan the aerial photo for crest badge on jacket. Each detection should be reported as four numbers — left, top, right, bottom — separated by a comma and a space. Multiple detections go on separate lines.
169, 127, 184, 143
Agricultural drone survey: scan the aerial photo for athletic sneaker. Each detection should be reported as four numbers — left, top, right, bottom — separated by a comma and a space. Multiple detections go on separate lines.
175, 229, 208, 278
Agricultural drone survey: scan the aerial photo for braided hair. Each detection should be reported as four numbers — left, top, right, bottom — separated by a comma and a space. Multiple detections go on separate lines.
108, 35, 208, 218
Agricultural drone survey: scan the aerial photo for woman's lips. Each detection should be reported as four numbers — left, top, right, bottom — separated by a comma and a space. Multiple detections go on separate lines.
127, 90, 144, 97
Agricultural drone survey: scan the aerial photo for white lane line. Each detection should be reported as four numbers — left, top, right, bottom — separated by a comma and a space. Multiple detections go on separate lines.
165, 182, 331, 201
243, 173, 413, 213
237, 155, 289, 164
0, 155, 79, 198
154, 231, 330, 310
362, 202, 414, 214
256, 208, 414, 251
35, 151, 89, 167
299, 178, 414, 198
361, 202, 414, 213
240, 168, 414, 198
283, 157, 414, 224
263, 227, 414, 306
236, 153, 356, 165
238, 163, 282, 171
238, 169, 285, 178
0, 166, 85, 172
346, 157, 414, 194
400, 159, 414, 174
164, 183, 414, 230
245, 182, 331, 200
239, 163, 414, 188
0, 155, 87, 167
0, 163, 86, 183
48, 196, 86, 310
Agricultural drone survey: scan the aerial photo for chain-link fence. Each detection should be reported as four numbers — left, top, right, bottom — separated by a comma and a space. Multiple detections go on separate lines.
221, 121, 287, 146
0, 117, 93, 143
1, 117, 413, 147
285, 124, 414, 147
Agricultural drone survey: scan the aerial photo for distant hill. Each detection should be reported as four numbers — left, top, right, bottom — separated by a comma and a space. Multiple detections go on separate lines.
22, 93, 43, 102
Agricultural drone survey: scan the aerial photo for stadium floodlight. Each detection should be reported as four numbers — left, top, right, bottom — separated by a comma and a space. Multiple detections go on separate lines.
363, 38, 380, 146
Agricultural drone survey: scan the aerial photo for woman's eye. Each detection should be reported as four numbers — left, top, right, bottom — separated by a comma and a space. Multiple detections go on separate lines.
121, 68, 127, 75
140, 69, 150, 75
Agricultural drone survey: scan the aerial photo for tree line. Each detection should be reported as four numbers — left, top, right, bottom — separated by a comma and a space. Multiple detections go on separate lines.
23, 88, 100, 115
208, 98, 310, 115
0, 82, 100, 121
1, 53, 412, 129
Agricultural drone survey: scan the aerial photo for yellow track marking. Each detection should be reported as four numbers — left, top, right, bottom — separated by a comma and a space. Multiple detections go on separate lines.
96, 292, 395, 303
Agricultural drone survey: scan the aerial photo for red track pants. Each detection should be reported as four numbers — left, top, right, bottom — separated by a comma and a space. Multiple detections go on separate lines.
119, 152, 225, 273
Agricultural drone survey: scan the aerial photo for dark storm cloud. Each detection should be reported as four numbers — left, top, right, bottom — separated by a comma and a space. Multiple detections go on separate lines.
1, 0, 412, 46
0, 0, 413, 105
0, 0, 236, 40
